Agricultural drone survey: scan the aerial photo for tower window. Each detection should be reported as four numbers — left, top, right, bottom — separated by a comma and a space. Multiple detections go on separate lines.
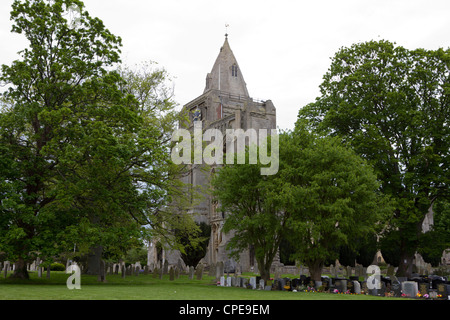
232, 65, 238, 77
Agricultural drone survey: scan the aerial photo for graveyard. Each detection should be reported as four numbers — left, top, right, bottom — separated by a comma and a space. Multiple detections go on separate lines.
1, 259, 449, 300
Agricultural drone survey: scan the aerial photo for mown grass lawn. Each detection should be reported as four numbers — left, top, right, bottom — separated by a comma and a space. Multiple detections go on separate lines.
0, 271, 403, 301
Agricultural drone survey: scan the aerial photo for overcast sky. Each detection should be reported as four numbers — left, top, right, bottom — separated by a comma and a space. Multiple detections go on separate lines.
1, 0, 449, 130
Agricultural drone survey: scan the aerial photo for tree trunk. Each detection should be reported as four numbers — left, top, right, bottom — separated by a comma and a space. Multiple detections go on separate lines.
308, 261, 323, 282
10, 257, 29, 280
396, 252, 414, 278
256, 258, 272, 282
85, 245, 103, 275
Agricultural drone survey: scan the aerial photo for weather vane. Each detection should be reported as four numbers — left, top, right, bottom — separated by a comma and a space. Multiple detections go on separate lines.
225, 24, 230, 38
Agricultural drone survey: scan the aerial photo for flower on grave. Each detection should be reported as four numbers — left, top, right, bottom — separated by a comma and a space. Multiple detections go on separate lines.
333, 289, 339, 294
423, 294, 429, 299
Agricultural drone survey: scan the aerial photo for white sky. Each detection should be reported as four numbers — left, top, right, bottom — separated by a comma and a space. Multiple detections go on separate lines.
1, 0, 449, 130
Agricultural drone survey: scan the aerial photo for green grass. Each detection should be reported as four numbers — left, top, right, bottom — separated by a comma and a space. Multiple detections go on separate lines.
0, 271, 402, 300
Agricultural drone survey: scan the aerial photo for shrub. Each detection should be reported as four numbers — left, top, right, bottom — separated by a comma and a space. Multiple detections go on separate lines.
50, 263, 66, 271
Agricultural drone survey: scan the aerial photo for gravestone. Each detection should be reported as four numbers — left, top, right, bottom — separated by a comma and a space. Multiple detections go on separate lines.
334, 279, 347, 292
241, 278, 248, 288
135, 265, 140, 276
195, 265, 203, 280
189, 266, 194, 280
226, 277, 232, 287
392, 280, 402, 297
353, 281, 361, 294
283, 278, 293, 291
347, 280, 354, 293
169, 267, 175, 281
272, 279, 281, 291
402, 281, 419, 298
249, 277, 257, 289
437, 283, 447, 297
419, 283, 429, 296
259, 279, 265, 290
220, 276, 225, 287
3, 262, 8, 278
152, 267, 159, 278
209, 263, 216, 277
143, 265, 148, 275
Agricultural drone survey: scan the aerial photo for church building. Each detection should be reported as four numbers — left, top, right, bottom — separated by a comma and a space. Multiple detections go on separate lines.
149, 35, 277, 272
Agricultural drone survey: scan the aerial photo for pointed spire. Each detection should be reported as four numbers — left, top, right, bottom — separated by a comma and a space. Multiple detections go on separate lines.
204, 35, 249, 97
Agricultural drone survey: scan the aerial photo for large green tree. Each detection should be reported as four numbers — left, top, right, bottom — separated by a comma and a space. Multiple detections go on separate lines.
297, 40, 449, 277
211, 143, 288, 282
0, 0, 192, 279
278, 128, 388, 281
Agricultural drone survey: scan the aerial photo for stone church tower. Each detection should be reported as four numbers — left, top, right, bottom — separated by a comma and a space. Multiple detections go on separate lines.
150, 35, 277, 272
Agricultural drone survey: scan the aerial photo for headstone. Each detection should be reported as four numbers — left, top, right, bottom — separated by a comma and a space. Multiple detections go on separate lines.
175, 267, 179, 279
195, 265, 203, 280
143, 265, 149, 275
419, 283, 429, 296
3, 262, 8, 278
437, 283, 447, 297
334, 279, 347, 292
249, 277, 257, 290
275, 278, 283, 291
135, 265, 140, 276
209, 263, 216, 277
189, 266, 194, 280
347, 280, 353, 293
392, 280, 402, 297
402, 281, 419, 298
220, 276, 225, 287
226, 276, 232, 287
353, 281, 361, 294
259, 279, 265, 290
169, 267, 175, 281
152, 267, 159, 278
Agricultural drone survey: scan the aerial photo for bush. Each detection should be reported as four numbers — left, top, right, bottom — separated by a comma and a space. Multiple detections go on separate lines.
50, 263, 66, 271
